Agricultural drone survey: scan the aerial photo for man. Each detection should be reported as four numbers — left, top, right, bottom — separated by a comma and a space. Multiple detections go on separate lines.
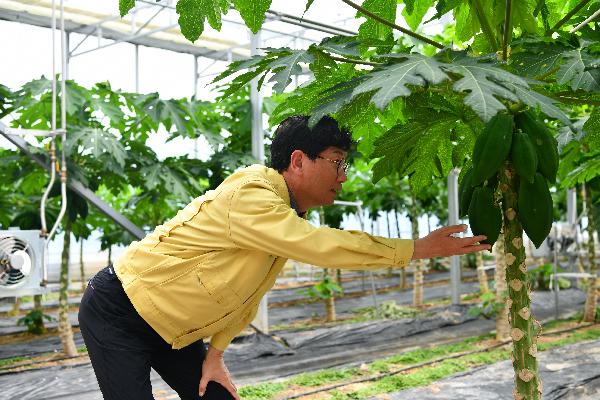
78, 115, 490, 400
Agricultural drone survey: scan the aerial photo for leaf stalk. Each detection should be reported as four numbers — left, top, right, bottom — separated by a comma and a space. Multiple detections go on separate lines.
328, 55, 382, 66
472, 0, 499, 52
339, 0, 445, 49
502, 0, 513, 61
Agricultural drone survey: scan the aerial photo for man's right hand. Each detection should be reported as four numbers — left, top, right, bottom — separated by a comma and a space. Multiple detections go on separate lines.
412, 224, 491, 260
199, 345, 240, 400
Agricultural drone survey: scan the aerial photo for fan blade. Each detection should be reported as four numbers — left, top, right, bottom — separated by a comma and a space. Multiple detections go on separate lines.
0, 237, 16, 257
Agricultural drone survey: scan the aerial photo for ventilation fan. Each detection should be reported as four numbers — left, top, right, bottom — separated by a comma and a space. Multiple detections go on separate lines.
0, 230, 47, 297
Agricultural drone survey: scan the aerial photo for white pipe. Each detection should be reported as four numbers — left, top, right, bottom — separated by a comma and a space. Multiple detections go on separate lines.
47, 0, 68, 243
41, 0, 58, 236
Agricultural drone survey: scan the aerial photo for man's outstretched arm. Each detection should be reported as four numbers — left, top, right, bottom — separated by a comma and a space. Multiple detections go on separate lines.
412, 224, 491, 260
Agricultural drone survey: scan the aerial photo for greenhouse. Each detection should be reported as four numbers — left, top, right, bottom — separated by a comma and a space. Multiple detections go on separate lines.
0, 0, 599, 399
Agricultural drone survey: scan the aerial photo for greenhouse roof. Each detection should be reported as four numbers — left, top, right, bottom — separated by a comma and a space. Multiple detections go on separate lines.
0, 0, 359, 61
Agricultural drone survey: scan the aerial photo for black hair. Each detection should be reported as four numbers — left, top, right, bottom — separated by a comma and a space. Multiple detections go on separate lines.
269, 115, 353, 172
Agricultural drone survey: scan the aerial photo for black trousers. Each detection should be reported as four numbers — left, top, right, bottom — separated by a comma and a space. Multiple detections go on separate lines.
78, 266, 234, 400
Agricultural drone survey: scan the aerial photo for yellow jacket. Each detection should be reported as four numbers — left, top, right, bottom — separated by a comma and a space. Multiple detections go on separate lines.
115, 165, 414, 351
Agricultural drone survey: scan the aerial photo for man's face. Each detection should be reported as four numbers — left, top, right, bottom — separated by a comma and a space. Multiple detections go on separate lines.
303, 146, 348, 207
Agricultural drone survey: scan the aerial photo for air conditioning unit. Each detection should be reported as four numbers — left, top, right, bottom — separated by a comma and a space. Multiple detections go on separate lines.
0, 230, 48, 298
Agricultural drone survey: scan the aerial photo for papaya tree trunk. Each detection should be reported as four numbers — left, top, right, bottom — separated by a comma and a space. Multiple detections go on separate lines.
319, 208, 336, 322
33, 294, 42, 310
8, 297, 20, 317
323, 268, 336, 322
79, 239, 86, 292
410, 190, 423, 307
494, 233, 510, 341
387, 212, 394, 280
107, 244, 112, 265
476, 251, 490, 293
583, 185, 597, 322
59, 220, 78, 357
500, 164, 542, 399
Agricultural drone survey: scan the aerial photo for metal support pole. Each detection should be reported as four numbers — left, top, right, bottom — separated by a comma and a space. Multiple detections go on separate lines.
250, 30, 264, 164
135, 44, 140, 93
193, 55, 198, 98
448, 169, 461, 304
567, 188, 577, 225
250, 29, 268, 333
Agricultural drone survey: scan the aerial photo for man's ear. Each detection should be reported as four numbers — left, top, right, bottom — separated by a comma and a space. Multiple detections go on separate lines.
289, 150, 304, 173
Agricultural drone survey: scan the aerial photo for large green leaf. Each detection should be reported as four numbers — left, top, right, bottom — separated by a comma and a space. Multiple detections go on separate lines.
233, 0, 272, 34
267, 50, 316, 94
357, 0, 397, 41
402, 0, 434, 31
371, 93, 477, 191
445, 59, 523, 121
562, 153, 600, 187
176, 0, 230, 42
557, 48, 600, 92
353, 54, 449, 110
510, 39, 567, 78
67, 128, 127, 173
583, 109, 600, 147
454, 2, 479, 42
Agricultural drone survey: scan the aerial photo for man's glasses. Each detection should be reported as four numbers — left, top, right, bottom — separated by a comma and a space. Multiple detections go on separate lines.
317, 156, 350, 177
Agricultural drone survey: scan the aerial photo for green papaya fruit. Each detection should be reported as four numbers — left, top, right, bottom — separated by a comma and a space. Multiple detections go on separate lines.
515, 111, 559, 183
518, 172, 553, 248
459, 168, 474, 218
472, 113, 514, 186
511, 131, 538, 183
468, 186, 502, 246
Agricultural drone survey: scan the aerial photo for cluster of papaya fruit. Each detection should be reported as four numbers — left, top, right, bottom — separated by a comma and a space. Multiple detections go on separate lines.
459, 111, 558, 248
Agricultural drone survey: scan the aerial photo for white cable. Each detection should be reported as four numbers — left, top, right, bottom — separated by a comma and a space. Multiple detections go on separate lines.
570, 7, 600, 33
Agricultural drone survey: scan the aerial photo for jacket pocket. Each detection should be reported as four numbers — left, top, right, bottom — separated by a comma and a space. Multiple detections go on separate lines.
145, 264, 241, 337
197, 267, 241, 307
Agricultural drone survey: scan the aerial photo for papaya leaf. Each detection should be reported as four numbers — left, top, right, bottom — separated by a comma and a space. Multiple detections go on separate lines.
402, 0, 434, 31
357, 0, 397, 41
510, 39, 567, 78
233, 0, 272, 34
556, 48, 600, 92
512, 0, 538, 34
119, 0, 135, 17
175, 0, 229, 42
583, 109, 600, 148
309, 81, 362, 127
267, 50, 316, 94
353, 53, 449, 110
445, 59, 521, 122
499, 81, 571, 125
66, 128, 127, 173
454, 2, 480, 42
318, 36, 363, 58
562, 153, 600, 187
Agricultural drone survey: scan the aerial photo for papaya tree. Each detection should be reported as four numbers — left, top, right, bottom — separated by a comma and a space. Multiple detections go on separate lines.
1, 77, 233, 355
119, 1, 600, 398
559, 113, 600, 322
